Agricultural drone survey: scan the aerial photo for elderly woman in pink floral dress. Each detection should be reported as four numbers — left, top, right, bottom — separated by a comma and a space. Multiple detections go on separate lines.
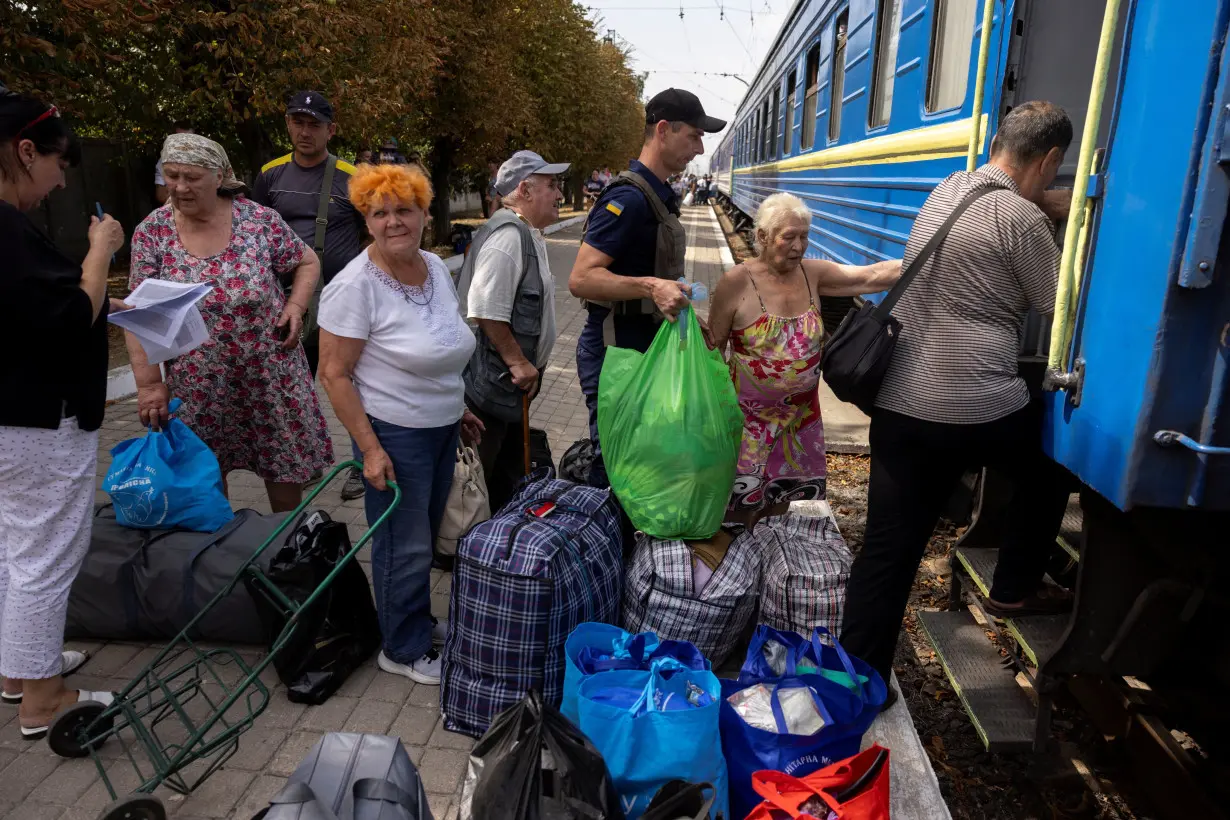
709, 193, 901, 525
124, 134, 333, 512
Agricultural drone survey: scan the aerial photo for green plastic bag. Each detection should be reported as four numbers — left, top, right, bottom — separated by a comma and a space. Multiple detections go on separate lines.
597, 305, 743, 539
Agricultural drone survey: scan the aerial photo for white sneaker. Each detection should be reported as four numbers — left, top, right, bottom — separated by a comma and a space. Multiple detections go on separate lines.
378, 650, 442, 685
431, 617, 449, 646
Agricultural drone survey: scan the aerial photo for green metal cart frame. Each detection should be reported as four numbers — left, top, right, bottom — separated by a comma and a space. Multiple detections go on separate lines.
48, 462, 399, 820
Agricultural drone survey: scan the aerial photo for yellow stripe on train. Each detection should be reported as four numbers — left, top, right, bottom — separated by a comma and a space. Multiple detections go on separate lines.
733, 115, 988, 175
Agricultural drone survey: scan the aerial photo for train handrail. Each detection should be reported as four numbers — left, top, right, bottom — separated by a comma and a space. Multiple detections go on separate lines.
1046, 0, 1126, 390
966, 0, 999, 172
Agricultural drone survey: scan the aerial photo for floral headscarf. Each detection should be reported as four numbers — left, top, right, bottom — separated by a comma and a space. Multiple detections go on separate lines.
160, 133, 245, 193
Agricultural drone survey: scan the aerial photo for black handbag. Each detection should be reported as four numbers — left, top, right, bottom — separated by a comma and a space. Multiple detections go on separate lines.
820, 184, 1005, 414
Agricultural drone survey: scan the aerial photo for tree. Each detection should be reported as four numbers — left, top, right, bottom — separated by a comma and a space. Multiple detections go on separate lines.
2, 0, 445, 174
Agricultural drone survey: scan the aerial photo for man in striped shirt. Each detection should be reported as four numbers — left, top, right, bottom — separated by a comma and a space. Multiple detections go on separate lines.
841, 102, 1075, 705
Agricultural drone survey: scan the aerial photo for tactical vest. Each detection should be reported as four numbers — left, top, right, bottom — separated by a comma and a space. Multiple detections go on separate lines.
459, 209, 545, 423
582, 169, 687, 345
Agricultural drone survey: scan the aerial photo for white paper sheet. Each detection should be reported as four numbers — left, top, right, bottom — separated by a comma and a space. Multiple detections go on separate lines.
108, 280, 212, 364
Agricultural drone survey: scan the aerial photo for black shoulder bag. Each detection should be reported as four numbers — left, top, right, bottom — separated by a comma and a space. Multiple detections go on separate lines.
820, 184, 1004, 415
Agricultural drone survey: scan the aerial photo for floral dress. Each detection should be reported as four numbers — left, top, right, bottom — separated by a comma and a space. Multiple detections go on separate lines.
129, 198, 334, 483
728, 274, 826, 513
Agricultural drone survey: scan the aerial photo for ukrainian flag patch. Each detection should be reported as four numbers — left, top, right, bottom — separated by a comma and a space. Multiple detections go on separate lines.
605, 201, 623, 216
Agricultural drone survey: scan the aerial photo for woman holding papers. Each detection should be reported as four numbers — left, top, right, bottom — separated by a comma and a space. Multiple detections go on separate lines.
0, 88, 125, 739
126, 134, 333, 513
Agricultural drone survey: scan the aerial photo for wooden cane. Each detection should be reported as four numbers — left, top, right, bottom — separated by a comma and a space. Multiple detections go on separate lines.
522, 391, 532, 475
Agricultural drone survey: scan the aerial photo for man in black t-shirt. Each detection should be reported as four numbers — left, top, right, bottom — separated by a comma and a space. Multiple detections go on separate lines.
253, 90, 367, 498
583, 169, 604, 209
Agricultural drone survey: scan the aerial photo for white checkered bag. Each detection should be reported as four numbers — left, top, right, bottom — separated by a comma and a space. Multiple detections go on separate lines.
755, 510, 852, 636
621, 528, 761, 667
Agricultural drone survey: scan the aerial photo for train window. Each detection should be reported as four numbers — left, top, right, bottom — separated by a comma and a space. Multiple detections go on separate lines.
869, 0, 902, 128
783, 70, 797, 155
829, 10, 849, 142
926, 0, 977, 112
770, 86, 780, 159
754, 108, 761, 162
762, 97, 773, 160
801, 45, 821, 150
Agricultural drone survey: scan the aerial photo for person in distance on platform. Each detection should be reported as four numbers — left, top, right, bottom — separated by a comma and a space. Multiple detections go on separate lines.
318, 163, 484, 686
0, 87, 131, 737
708, 193, 901, 527
840, 101, 1077, 710
126, 133, 334, 514
568, 88, 726, 489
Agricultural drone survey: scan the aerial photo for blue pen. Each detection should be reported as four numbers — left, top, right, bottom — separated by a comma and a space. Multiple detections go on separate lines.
95, 202, 116, 264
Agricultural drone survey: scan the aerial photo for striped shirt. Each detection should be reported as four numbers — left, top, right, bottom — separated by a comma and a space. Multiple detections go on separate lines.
875, 165, 1060, 424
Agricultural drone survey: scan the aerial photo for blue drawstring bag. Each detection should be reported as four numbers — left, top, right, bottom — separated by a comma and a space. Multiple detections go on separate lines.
103, 398, 233, 533
562, 622, 710, 723
577, 661, 728, 820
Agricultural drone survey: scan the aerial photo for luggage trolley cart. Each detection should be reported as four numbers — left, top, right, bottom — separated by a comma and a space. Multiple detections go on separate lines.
47, 462, 399, 820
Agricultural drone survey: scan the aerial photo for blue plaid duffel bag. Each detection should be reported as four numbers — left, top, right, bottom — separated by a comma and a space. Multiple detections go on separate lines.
442, 469, 624, 737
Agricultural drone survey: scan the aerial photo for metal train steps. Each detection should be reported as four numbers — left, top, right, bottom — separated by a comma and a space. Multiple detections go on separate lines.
917, 610, 1037, 752
953, 548, 1069, 667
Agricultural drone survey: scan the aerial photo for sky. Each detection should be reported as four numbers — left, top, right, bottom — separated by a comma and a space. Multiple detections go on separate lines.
581, 0, 791, 173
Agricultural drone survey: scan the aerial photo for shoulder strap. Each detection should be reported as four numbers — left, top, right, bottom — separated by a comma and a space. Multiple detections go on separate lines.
617, 169, 672, 224
874, 184, 1004, 319
313, 155, 338, 254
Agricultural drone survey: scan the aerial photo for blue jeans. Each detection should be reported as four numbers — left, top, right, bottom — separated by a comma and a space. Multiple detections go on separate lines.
355, 417, 460, 664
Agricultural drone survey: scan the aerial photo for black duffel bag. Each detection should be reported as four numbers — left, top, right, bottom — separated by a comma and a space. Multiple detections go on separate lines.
820, 184, 1004, 414
66, 505, 286, 643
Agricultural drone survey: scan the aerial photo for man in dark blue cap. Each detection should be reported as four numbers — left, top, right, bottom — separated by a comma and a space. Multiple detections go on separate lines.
254, 90, 367, 498
568, 88, 726, 488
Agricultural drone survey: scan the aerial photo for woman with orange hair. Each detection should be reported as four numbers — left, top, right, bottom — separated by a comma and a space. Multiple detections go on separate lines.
318, 162, 482, 685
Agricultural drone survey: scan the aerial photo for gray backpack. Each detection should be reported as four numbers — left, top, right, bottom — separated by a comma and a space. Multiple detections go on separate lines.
258, 733, 431, 820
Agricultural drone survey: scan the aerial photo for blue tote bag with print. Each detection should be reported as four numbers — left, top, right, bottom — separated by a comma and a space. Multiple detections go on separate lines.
719, 673, 865, 820
562, 622, 710, 723
576, 663, 728, 820
104, 398, 233, 533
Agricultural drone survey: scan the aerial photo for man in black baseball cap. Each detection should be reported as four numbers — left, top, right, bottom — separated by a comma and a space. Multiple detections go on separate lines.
644, 88, 727, 133
253, 89, 367, 497
568, 87, 728, 489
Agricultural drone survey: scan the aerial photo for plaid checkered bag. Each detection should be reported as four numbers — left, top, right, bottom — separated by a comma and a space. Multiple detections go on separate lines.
621, 528, 761, 667
755, 512, 853, 637
442, 470, 623, 738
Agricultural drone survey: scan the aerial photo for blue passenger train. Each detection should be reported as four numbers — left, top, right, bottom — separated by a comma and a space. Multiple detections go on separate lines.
712, 0, 1230, 811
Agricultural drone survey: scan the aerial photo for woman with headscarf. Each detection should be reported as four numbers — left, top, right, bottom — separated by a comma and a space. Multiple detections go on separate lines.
0, 87, 123, 737
126, 134, 333, 512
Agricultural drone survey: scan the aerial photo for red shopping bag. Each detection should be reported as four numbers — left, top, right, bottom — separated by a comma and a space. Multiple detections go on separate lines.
744, 745, 890, 820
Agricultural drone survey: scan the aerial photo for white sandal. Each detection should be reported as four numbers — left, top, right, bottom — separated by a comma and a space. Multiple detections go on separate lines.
20, 689, 114, 741
1, 650, 92, 705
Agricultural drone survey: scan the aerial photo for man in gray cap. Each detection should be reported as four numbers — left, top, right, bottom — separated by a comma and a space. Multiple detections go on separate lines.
456, 150, 568, 509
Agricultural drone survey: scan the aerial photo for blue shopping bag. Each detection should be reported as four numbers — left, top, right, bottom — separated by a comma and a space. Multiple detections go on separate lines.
563, 622, 710, 723
719, 673, 865, 820
740, 626, 886, 714
103, 399, 233, 533
576, 663, 728, 820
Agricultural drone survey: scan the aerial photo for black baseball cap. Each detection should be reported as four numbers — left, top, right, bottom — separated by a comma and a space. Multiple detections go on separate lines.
286, 90, 334, 123
645, 88, 726, 133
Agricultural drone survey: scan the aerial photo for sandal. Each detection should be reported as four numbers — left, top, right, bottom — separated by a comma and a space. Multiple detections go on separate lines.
1, 650, 91, 705
20, 689, 114, 741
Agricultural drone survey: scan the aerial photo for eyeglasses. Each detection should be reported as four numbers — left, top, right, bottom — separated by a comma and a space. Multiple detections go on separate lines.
13, 106, 59, 142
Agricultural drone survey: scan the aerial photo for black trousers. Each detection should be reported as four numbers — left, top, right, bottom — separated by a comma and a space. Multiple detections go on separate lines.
839, 402, 1070, 681
468, 403, 529, 514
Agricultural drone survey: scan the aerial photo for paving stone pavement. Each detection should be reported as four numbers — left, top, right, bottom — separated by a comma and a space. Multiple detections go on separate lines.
10, 206, 733, 819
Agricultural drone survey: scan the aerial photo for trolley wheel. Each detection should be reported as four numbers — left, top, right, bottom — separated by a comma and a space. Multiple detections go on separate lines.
97, 795, 166, 820
48, 700, 113, 758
